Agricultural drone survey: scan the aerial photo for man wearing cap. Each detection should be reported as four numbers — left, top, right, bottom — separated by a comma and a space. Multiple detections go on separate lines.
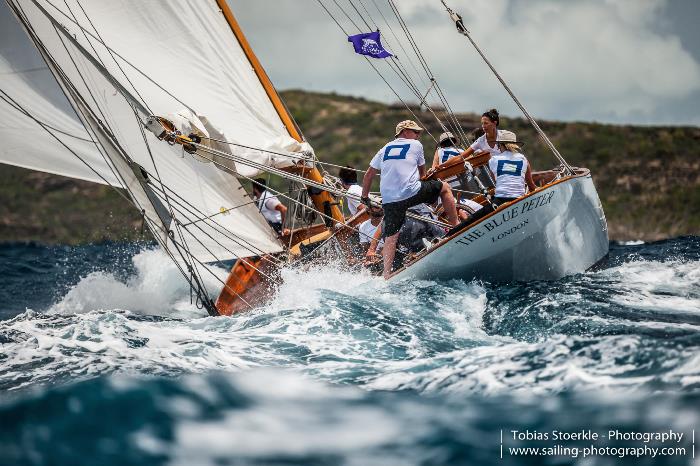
361, 120, 459, 279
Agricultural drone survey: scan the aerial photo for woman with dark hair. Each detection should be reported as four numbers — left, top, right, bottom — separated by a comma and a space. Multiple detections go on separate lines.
458, 108, 502, 158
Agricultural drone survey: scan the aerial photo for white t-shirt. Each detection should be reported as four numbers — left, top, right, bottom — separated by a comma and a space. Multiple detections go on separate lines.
488, 150, 529, 198
436, 145, 465, 188
358, 219, 384, 250
345, 184, 363, 215
257, 190, 282, 223
369, 137, 424, 203
469, 130, 503, 156
437, 146, 463, 164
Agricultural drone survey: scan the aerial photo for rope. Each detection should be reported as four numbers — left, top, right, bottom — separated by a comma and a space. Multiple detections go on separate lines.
439, 0, 574, 174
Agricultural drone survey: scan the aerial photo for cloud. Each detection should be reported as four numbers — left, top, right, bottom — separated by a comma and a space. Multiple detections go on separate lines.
234, 0, 700, 125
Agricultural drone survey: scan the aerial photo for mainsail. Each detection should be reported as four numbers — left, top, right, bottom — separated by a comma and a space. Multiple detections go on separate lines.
1, 0, 315, 262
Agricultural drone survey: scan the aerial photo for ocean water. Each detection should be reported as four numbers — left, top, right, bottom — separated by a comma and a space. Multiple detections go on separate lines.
0, 237, 698, 465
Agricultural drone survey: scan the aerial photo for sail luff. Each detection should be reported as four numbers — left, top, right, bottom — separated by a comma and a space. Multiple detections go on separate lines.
215, 0, 304, 143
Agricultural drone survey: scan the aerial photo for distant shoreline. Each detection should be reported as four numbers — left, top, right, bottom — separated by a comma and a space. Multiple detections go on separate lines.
0, 90, 697, 244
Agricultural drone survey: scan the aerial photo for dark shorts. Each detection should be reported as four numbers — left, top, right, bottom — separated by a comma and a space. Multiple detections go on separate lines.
493, 197, 518, 207
268, 221, 283, 234
383, 180, 443, 237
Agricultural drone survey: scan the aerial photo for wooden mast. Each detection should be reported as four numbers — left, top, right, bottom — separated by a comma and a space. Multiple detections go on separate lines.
214, 1, 345, 315
215, 0, 303, 142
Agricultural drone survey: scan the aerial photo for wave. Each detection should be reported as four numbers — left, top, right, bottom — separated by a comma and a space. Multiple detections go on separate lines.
0, 238, 698, 396
0, 370, 698, 466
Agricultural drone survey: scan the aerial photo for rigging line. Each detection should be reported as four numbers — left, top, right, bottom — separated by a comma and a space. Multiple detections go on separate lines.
194, 143, 350, 201
145, 180, 285, 269
195, 143, 447, 236
10, 8, 215, 314
179, 196, 288, 228
363, 56, 438, 144
141, 171, 285, 267
367, 0, 430, 92
0, 90, 97, 143
51, 21, 118, 138
346, 0, 373, 31
316, 0, 350, 35
316, 0, 438, 143
350, 0, 431, 104
330, 0, 363, 32
72, 0, 154, 115
439, 1, 573, 174
136, 111, 213, 302
142, 164, 285, 263
40, 0, 194, 113
165, 232, 260, 311
140, 167, 285, 280
338, 0, 449, 135
57, 0, 130, 141
385, 0, 467, 142
0, 91, 132, 206
387, 0, 430, 77
338, 0, 449, 133
143, 213, 244, 313
3, 5, 127, 193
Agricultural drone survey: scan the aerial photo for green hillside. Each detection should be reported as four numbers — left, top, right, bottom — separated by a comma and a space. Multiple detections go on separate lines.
0, 89, 697, 243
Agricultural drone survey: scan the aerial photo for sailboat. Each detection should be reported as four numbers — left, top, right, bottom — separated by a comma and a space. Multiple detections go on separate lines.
0, 0, 608, 316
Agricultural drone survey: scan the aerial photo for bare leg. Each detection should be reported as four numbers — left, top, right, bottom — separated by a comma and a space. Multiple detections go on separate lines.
382, 232, 399, 279
439, 181, 459, 226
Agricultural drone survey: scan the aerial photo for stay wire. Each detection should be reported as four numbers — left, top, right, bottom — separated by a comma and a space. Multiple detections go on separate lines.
386, 0, 468, 144
72, 0, 154, 115
41, 0, 193, 113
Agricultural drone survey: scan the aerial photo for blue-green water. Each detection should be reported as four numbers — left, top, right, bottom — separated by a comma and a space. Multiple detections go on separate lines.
0, 238, 698, 465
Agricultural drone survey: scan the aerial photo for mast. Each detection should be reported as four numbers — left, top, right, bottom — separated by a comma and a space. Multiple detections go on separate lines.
215, 0, 303, 142
215, 0, 344, 226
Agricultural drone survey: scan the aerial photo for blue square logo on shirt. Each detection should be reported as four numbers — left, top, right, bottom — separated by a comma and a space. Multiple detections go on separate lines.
383, 144, 410, 161
497, 159, 523, 177
441, 150, 459, 164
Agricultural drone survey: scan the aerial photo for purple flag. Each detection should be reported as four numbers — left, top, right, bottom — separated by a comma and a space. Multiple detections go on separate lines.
347, 30, 393, 59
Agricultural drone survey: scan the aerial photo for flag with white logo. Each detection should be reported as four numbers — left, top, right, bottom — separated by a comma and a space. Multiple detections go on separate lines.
347, 30, 393, 59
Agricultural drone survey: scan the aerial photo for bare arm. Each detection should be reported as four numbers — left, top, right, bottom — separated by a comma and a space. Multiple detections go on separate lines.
366, 225, 383, 258
525, 162, 537, 192
418, 164, 426, 178
275, 203, 287, 226
432, 149, 440, 169
362, 167, 378, 198
459, 147, 475, 158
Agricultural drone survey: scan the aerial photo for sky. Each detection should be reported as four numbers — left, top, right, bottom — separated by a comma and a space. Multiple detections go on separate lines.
1, 0, 698, 127
232, 0, 700, 126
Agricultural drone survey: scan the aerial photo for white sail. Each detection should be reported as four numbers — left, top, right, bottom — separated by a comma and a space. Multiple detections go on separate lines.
6, 0, 286, 261
19, 0, 311, 176
0, 55, 122, 186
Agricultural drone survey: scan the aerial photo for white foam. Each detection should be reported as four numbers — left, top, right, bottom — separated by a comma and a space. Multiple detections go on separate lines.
600, 259, 700, 315
48, 248, 228, 317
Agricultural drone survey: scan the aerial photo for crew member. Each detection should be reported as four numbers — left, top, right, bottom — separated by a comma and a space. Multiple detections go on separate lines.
488, 131, 537, 206
358, 207, 384, 260
361, 120, 459, 279
338, 165, 365, 216
432, 131, 463, 170
458, 108, 503, 158
251, 178, 289, 235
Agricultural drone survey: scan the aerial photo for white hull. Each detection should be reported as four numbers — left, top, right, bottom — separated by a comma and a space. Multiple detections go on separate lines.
391, 173, 609, 283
